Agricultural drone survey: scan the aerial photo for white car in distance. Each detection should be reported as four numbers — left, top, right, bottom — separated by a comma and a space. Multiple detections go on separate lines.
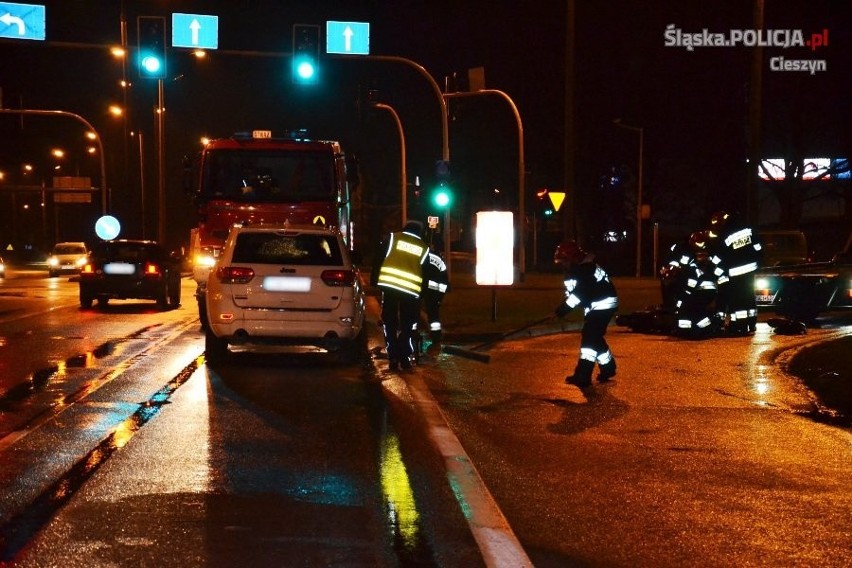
204, 223, 366, 363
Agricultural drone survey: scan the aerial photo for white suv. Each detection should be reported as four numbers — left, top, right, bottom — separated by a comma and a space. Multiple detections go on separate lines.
204, 223, 366, 363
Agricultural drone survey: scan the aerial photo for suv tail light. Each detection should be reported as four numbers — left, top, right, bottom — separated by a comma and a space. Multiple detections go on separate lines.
216, 266, 255, 284
143, 262, 162, 278
321, 269, 355, 287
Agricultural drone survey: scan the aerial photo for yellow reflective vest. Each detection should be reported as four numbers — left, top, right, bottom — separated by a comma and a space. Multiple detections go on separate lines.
377, 231, 428, 297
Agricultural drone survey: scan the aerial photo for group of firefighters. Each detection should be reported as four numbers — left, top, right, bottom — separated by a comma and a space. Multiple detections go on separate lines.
620, 211, 764, 338
369, 210, 762, 387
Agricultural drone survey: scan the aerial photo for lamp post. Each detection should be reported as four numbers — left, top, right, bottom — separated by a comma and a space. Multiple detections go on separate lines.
370, 101, 407, 227
613, 119, 644, 278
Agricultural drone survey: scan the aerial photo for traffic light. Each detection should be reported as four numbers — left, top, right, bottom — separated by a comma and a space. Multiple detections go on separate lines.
292, 24, 320, 84
433, 183, 452, 208
536, 188, 553, 216
137, 16, 167, 79
433, 160, 452, 208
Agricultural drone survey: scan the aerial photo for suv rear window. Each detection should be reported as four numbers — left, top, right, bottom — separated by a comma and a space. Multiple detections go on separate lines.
232, 233, 343, 266
92, 243, 162, 262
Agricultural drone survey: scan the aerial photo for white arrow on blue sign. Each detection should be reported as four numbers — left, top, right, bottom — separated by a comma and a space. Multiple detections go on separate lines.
0, 2, 45, 41
326, 20, 369, 55
172, 12, 218, 49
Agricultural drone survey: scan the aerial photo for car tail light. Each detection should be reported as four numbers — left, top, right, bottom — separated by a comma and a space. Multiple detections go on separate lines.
321, 269, 355, 287
215, 266, 255, 284
143, 262, 162, 278
80, 263, 95, 277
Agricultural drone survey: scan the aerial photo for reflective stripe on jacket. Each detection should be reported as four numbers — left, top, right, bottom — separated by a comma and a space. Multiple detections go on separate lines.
561, 260, 618, 315
423, 252, 449, 294
377, 231, 428, 297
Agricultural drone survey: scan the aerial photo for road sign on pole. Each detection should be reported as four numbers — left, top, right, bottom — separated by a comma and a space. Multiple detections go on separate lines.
325, 21, 369, 55
172, 13, 218, 49
0, 2, 45, 40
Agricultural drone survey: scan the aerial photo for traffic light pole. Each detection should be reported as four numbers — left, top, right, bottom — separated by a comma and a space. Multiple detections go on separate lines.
338, 54, 451, 278
355, 56, 449, 163
444, 90, 525, 280
157, 80, 166, 244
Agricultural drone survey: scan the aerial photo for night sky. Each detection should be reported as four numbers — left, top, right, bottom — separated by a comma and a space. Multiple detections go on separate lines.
1, 1, 849, 270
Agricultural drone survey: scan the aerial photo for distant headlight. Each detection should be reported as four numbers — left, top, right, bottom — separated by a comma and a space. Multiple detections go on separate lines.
48, 256, 59, 267
754, 277, 770, 289
196, 253, 216, 268
75, 256, 88, 267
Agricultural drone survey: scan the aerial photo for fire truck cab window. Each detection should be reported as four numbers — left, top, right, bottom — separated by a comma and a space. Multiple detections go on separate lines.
204, 151, 334, 203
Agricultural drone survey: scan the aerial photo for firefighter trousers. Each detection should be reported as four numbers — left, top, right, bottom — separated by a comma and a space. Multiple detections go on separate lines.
575, 308, 617, 379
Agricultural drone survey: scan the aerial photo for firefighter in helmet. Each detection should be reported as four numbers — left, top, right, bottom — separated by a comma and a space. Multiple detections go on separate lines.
553, 240, 619, 387
371, 220, 430, 371
707, 211, 763, 334
421, 240, 449, 356
673, 230, 724, 338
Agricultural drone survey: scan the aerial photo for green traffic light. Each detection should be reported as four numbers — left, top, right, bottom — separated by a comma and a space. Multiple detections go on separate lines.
434, 189, 451, 208
296, 60, 315, 80
137, 16, 166, 80
141, 55, 162, 75
292, 24, 320, 85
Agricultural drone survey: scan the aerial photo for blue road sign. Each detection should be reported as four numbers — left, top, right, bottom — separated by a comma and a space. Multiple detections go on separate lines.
0, 2, 45, 41
172, 12, 218, 49
326, 21, 369, 55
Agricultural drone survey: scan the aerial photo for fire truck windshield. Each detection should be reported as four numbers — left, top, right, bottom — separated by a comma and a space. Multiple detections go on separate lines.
201, 149, 335, 204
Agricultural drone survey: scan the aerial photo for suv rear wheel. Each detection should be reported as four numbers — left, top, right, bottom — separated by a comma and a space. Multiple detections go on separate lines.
168, 275, 181, 308
205, 329, 229, 364
80, 289, 94, 309
157, 281, 170, 310
337, 326, 367, 364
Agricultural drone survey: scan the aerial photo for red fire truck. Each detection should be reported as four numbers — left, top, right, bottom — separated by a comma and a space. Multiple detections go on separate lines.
184, 129, 358, 327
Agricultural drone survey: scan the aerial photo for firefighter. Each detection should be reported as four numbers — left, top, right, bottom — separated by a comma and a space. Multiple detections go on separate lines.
660, 238, 691, 313
371, 220, 430, 371
673, 230, 724, 338
553, 240, 619, 387
422, 241, 449, 356
707, 211, 763, 334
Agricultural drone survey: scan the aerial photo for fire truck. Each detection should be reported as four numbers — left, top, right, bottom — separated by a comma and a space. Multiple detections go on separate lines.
183, 129, 358, 327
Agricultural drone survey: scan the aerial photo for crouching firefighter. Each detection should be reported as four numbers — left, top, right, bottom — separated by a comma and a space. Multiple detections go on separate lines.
422, 243, 449, 355
553, 240, 619, 388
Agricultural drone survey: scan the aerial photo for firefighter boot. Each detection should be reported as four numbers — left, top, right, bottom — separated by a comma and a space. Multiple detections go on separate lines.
565, 359, 594, 388
597, 359, 617, 383
426, 330, 443, 356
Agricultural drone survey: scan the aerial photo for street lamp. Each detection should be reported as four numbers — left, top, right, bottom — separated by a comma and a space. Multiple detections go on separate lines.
613, 119, 644, 278
370, 99, 407, 227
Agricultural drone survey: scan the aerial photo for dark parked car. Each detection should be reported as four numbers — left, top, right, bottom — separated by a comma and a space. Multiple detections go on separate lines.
79, 240, 182, 310
754, 232, 852, 323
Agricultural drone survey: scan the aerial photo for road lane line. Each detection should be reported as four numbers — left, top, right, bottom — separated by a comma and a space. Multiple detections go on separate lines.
404, 370, 533, 568
364, 295, 532, 567
0, 318, 198, 452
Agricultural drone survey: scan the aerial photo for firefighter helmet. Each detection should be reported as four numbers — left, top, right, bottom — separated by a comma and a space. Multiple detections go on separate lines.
709, 211, 729, 228
689, 230, 709, 251
689, 231, 711, 263
554, 239, 586, 264
708, 211, 729, 237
